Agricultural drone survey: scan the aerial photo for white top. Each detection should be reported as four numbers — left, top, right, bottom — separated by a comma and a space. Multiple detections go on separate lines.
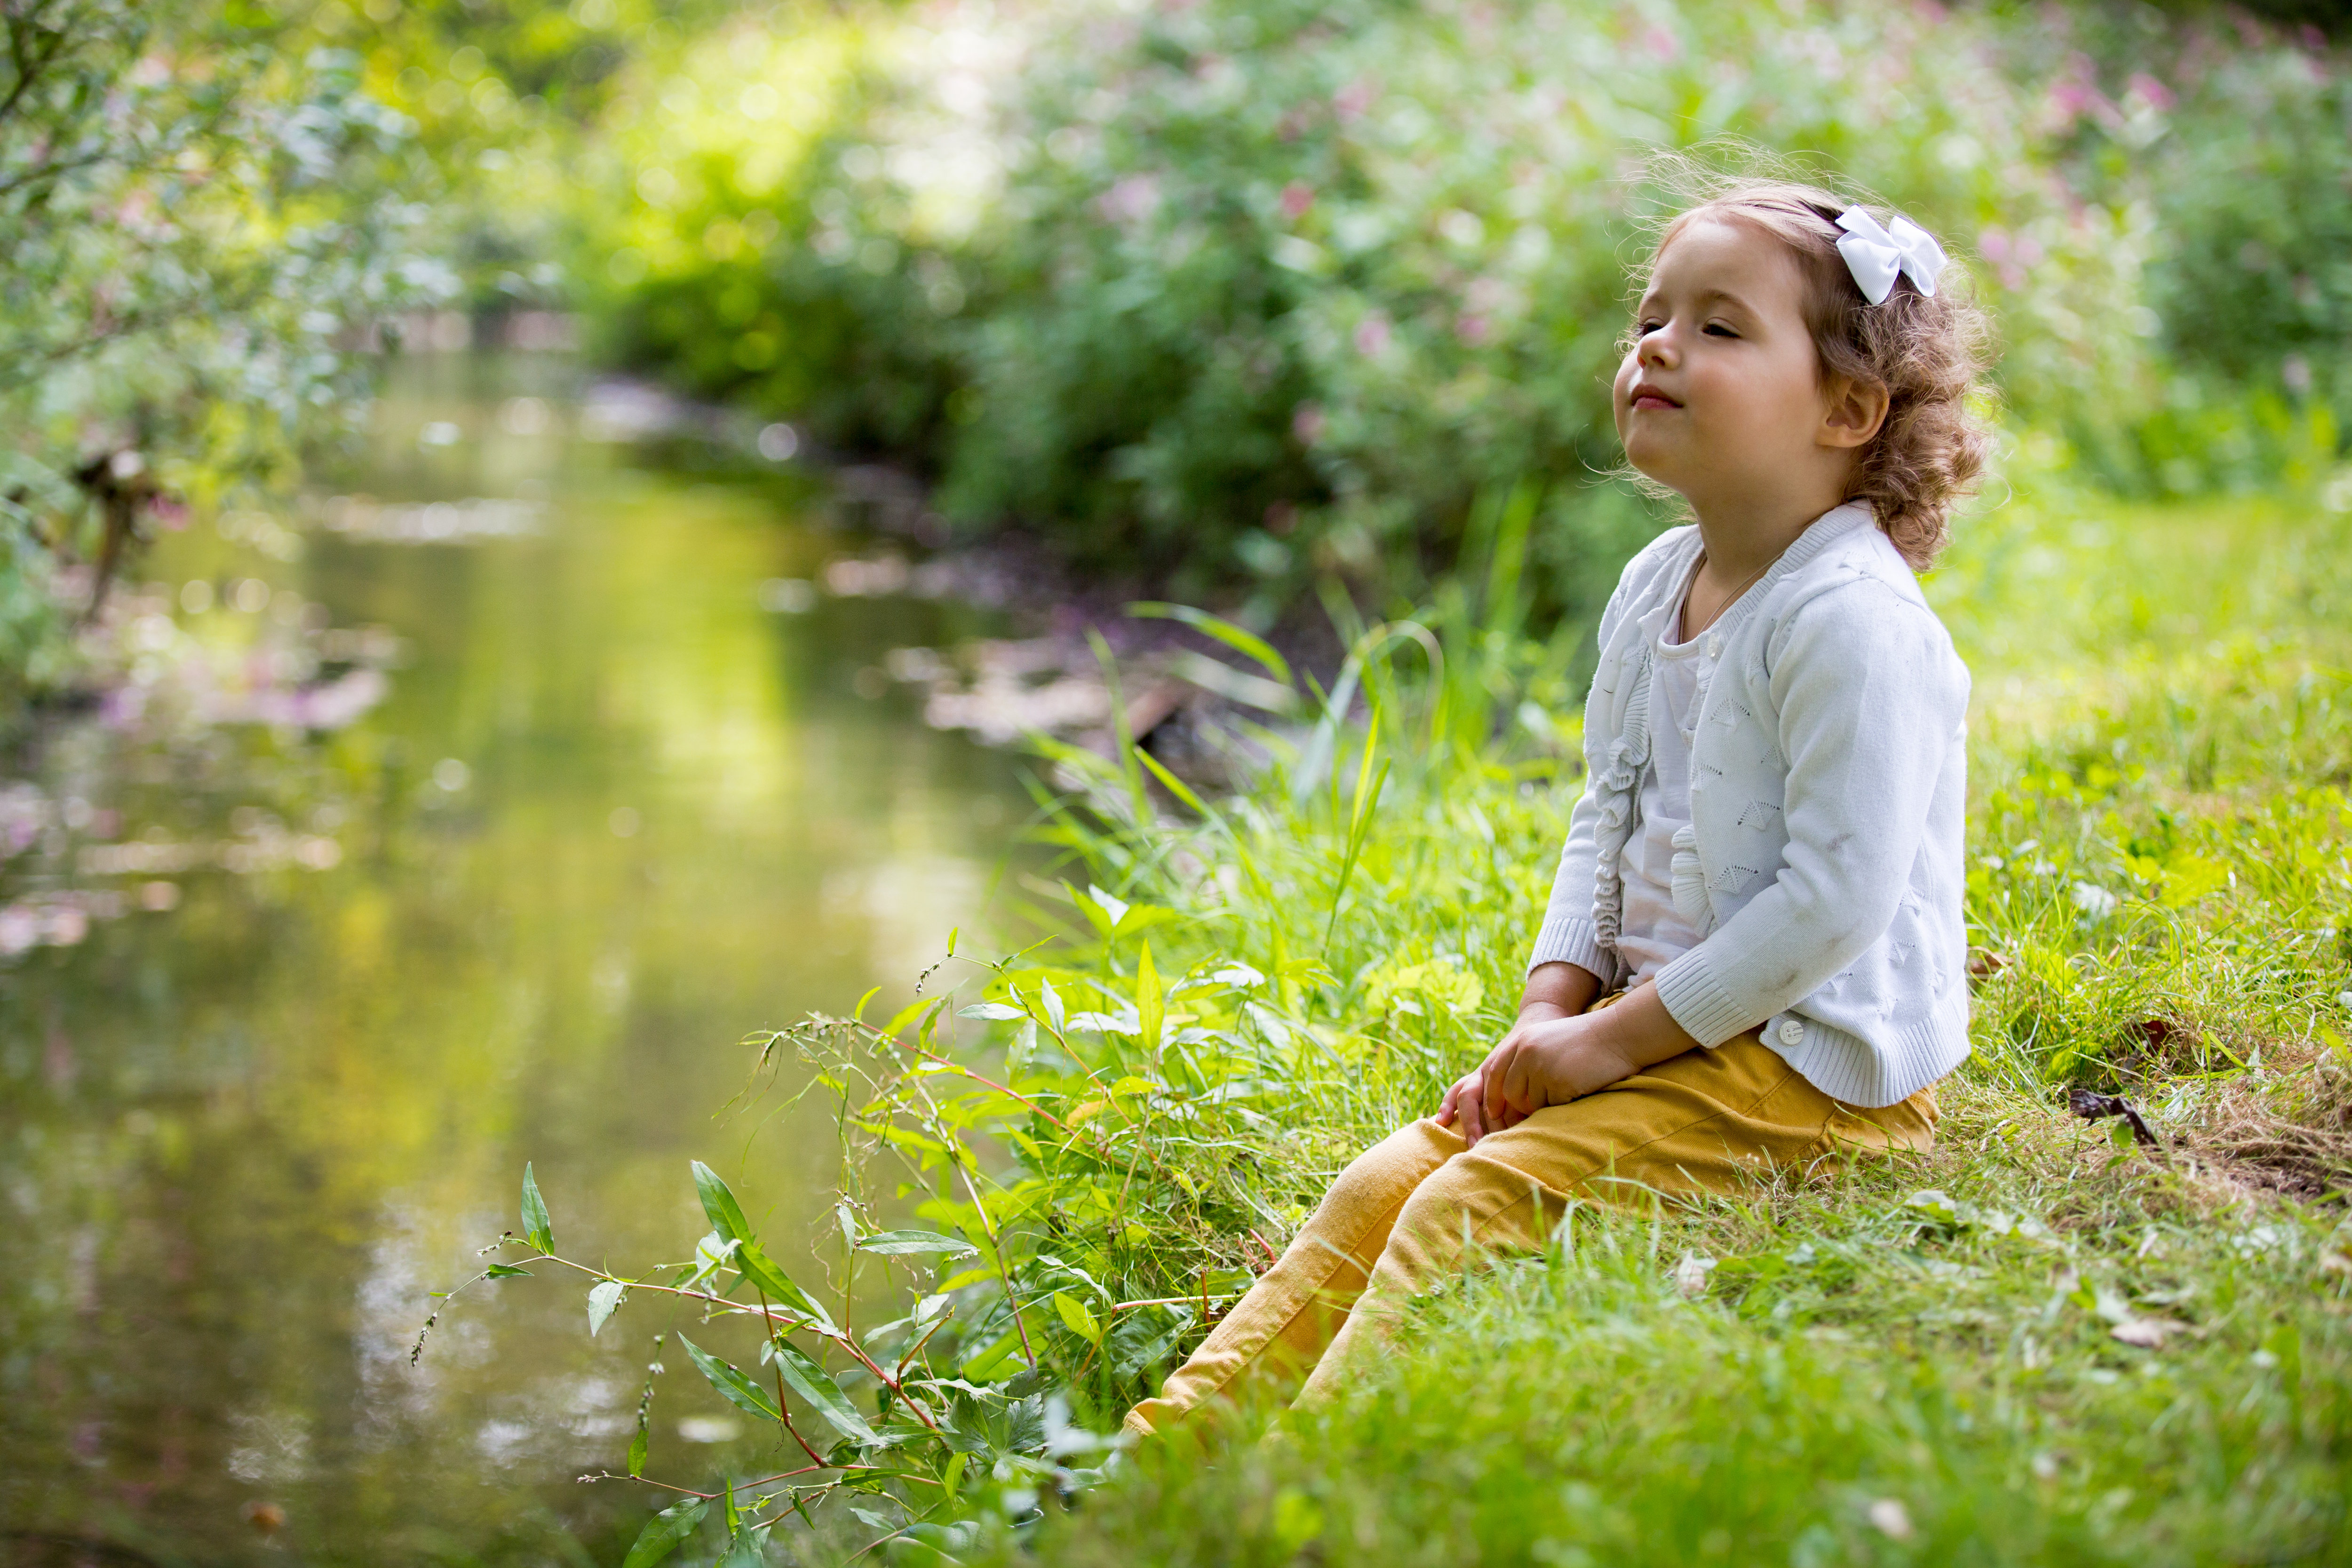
1613, 590, 1714, 982
1526, 503, 1972, 1108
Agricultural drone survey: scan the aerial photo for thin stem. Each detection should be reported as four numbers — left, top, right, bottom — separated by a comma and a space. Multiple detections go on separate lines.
858, 1019, 1069, 1131
530, 1253, 822, 1333
911, 1079, 1036, 1369
754, 1282, 833, 1469
893, 1313, 951, 1380
575, 1471, 714, 1498
737, 1463, 930, 1490
1103, 1291, 1248, 1316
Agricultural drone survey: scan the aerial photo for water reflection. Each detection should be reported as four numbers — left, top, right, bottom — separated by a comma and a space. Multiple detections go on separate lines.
0, 355, 1030, 1564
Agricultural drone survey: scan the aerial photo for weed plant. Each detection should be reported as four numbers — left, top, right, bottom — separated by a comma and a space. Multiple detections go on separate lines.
439, 470, 2352, 1565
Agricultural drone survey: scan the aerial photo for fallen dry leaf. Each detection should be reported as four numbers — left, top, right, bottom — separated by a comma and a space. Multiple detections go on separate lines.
2319, 1251, 2352, 1277
1867, 1499, 1915, 1540
2109, 1316, 2192, 1348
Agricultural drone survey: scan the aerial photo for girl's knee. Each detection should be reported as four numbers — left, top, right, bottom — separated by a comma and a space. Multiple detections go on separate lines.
1389, 1154, 1502, 1250
1391, 1151, 1560, 1263
1303, 1119, 1458, 1235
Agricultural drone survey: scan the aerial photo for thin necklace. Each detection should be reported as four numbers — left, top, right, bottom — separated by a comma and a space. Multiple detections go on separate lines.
1682, 550, 1772, 642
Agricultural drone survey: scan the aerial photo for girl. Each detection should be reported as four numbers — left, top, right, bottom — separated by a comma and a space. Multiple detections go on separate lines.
1126, 177, 1990, 1438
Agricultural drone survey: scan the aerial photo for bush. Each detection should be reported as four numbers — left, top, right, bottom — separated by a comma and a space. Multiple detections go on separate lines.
580, 0, 2153, 614
0, 1, 449, 727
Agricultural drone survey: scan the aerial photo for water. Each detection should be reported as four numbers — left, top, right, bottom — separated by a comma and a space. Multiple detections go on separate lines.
0, 357, 1031, 1565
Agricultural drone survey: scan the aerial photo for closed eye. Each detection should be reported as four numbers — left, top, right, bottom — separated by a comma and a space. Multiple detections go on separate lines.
1703, 322, 1740, 338
1637, 319, 1665, 335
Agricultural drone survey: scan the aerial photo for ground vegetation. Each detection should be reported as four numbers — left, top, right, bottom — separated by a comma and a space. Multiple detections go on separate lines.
463, 453, 2352, 1565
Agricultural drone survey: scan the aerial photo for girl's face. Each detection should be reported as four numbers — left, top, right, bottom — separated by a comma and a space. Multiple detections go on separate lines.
1613, 216, 1872, 516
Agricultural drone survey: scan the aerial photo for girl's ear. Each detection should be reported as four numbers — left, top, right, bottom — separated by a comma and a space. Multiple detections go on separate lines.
1819, 374, 1890, 450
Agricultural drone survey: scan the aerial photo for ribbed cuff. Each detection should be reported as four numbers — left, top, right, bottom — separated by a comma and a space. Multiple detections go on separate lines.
1526, 914, 1617, 985
1653, 947, 1754, 1048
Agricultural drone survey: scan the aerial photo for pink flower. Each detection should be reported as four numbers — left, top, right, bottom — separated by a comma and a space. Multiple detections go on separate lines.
1455, 313, 1490, 346
1334, 77, 1378, 122
1280, 182, 1314, 222
1292, 403, 1327, 445
1353, 314, 1391, 356
1097, 174, 1161, 225
2125, 72, 2175, 112
1642, 24, 1680, 60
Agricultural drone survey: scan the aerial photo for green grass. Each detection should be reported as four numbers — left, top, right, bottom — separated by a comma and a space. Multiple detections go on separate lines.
584, 470, 2352, 1566
917, 473, 2352, 1566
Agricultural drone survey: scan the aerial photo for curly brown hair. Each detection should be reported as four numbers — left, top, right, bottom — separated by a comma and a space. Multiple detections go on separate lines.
1632, 171, 1996, 570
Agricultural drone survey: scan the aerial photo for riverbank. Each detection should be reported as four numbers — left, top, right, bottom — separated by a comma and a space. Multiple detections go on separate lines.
638, 466, 2352, 1563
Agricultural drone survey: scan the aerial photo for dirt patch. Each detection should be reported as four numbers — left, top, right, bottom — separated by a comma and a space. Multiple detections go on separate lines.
2168, 1039, 2352, 1199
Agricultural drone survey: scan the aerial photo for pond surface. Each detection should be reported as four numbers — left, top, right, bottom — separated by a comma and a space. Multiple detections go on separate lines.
0, 356, 1031, 1566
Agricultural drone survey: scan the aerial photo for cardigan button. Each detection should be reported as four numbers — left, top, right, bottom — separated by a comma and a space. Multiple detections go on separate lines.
1775, 1017, 1807, 1046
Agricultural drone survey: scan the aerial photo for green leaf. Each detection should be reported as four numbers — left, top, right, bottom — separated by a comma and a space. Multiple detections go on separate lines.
881, 995, 936, 1039
960, 1002, 1029, 1021
1039, 978, 1065, 1035
678, 1333, 783, 1424
484, 1263, 533, 1279
770, 1337, 879, 1446
722, 1475, 742, 1537
856, 1229, 978, 1257
1053, 1291, 1104, 1345
520, 1163, 555, 1255
627, 1418, 649, 1479
1136, 745, 1215, 815
692, 1161, 754, 1245
1136, 941, 1164, 1052
621, 1499, 708, 1568
959, 1326, 1026, 1382
685, 1230, 739, 1290
1127, 601, 1294, 688
719, 1523, 769, 1568
735, 1240, 836, 1333
588, 1279, 628, 1337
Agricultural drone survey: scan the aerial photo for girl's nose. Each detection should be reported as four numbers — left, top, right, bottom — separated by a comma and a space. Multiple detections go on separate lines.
1639, 330, 1677, 369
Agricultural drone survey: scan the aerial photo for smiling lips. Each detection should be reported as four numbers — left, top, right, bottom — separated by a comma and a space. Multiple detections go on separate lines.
1629, 382, 1682, 411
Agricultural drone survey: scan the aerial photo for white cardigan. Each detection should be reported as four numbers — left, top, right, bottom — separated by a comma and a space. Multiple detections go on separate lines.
1528, 502, 1972, 1107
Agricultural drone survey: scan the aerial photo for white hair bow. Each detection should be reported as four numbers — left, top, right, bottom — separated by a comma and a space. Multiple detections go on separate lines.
1835, 207, 1946, 304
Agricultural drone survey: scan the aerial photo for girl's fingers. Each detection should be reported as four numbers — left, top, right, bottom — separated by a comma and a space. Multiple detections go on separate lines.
1483, 1040, 1520, 1123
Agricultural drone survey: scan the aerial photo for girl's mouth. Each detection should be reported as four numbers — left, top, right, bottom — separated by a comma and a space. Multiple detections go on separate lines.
1630, 392, 1680, 412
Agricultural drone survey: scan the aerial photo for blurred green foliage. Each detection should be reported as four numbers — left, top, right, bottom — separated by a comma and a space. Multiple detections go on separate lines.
581, 0, 2352, 611
0, 0, 449, 728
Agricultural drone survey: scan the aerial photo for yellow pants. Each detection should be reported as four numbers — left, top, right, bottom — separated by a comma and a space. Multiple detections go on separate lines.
1123, 1031, 1937, 1436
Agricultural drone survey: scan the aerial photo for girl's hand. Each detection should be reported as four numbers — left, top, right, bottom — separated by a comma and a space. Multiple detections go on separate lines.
1434, 1016, 1638, 1147
1437, 996, 1575, 1142
1475, 1014, 1643, 1137
1434, 984, 1705, 1147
